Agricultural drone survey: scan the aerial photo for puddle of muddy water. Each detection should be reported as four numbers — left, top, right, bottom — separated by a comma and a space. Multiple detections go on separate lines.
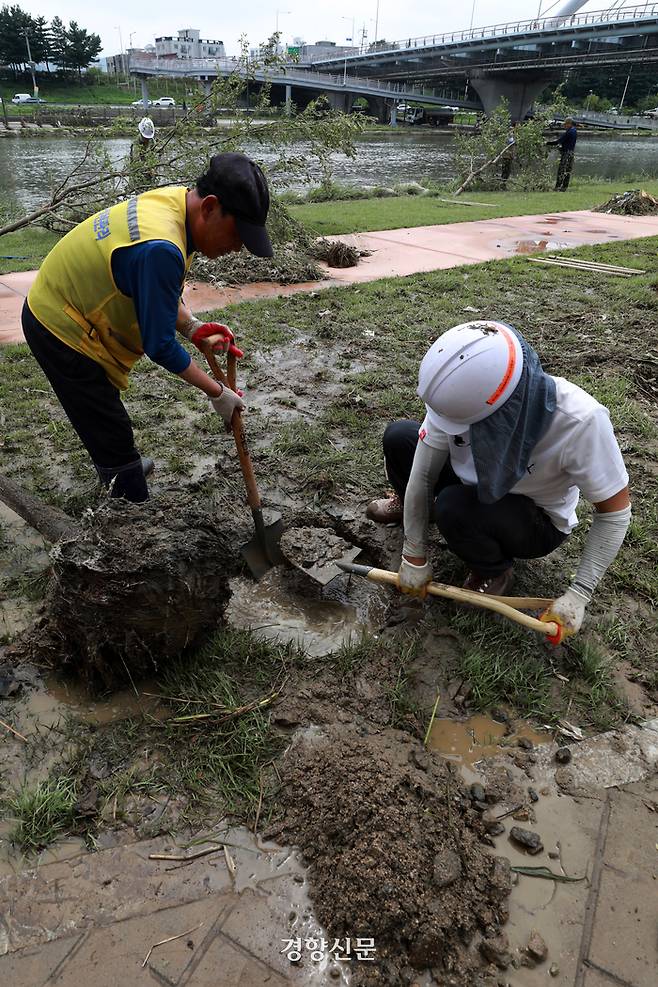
429, 714, 546, 766
514, 238, 572, 254
226, 569, 387, 657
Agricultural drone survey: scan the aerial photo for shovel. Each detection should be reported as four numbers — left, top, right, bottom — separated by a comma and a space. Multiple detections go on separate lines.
204, 347, 284, 580
337, 562, 563, 643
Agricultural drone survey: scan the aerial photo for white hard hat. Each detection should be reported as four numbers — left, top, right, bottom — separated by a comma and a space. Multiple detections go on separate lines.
138, 117, 155, 140
417, 321, 524, 434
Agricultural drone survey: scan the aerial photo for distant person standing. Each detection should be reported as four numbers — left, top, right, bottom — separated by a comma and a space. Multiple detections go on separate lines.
547, 118, 577, 191
129, 117, 158, 189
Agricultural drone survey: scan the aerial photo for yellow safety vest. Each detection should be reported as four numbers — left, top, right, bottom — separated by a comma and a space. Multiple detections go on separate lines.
28, 186, 195, 390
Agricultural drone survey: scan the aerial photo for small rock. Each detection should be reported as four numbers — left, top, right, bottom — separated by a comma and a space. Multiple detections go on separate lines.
555, 746, 572, 764
528, 787, 539, 803
479, 934, 512, 969
490, 856, 512, 892
512, 807, 530, 821
541, 787, 551, 796
548, 850, 560, 860
526, 929, 548, 963
549, 962, 560, 977
491, 707, 510, 723
517, 736, 534, 750
433, 848, 462, 888
329, 967, 341, 979
485, 820, 506, 837
474, 800, 489, 813
410, 749, 430, 771
510, 826, 544, 854
470, 782, 486, 802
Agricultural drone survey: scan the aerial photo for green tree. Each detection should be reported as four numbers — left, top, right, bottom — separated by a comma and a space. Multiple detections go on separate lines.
64, 21, 102, 81
0, 4, 32, 75
30, 15, 51, 69
48, 15, 67, 70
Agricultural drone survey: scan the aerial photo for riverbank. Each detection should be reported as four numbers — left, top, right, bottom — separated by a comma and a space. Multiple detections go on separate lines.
292, 179, 658, 234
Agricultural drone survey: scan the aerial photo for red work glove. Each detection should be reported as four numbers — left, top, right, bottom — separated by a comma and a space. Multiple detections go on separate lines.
191, 322, 244, 359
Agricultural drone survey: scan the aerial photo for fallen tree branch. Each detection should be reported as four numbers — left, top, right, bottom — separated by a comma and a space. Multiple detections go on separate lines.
454, 142, 514, 197
0, 473, 76, 543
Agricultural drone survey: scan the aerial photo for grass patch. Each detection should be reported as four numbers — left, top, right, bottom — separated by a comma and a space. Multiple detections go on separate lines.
290, 180, 658, 235
3, 776, 77, 854
0, 226, 61, 274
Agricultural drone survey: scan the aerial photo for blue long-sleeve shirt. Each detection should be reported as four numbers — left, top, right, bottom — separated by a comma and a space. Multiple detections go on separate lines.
111, 240, 192, 374
556, 126, 577, 152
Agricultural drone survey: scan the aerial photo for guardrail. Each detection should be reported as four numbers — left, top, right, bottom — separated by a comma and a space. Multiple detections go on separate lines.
306, 3, 658, 60
128, 57, 453, 101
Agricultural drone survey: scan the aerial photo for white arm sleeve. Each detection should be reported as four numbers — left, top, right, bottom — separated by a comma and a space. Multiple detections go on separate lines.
572, 505, 631, 601
402, 440, 449, 558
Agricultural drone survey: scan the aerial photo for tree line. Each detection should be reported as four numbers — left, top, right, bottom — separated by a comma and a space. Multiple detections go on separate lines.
0, 4, 102, 80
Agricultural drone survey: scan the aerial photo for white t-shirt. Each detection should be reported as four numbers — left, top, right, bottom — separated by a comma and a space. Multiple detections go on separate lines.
419, 376, 629, 533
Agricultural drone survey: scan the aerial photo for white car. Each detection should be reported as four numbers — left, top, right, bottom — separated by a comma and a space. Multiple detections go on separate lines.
11, 93, 45, 104
152, 97, 176, 107
132, 98, 152, 107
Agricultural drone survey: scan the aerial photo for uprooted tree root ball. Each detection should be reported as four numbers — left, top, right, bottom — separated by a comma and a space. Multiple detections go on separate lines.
18, 492, 237, 693
267, 725, 512, 986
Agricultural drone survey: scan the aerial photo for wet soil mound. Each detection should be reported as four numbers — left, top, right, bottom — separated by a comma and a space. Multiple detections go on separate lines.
268, 725, 512, 985
26, 493, 233, 692
594, 189, 658, 215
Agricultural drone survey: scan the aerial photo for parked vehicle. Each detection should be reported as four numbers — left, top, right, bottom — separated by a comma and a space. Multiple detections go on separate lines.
152, 97, 176, 107
11, 93, 45, 104
132, 98, 153, 107
641, 106, 658, 119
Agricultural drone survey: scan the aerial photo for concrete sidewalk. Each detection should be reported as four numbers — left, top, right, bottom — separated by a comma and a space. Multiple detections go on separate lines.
1, 720, 656, 986
3, 209, 658, 347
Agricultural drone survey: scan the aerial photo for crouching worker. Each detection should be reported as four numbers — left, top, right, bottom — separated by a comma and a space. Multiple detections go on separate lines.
22, 152, 273, 502
366, 321, 631, 638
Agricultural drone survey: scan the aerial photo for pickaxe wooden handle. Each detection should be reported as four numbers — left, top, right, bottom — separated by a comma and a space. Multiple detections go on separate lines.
337, 562, 563, 643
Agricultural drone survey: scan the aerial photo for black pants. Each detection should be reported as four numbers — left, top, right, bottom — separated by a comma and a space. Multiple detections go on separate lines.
555, 150, 574, 191
384, 420, 567, 576
22, 302, 148, 502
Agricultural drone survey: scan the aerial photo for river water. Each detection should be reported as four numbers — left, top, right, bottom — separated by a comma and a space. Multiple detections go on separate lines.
1, 130, 657, 211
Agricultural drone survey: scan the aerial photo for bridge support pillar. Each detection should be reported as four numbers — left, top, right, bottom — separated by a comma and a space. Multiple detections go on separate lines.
285, 85, 292, 116
469, 71, 549, 121
203, 80, 213, 100
390, 102, 398, 128
327, 92, 354, 114
139, 78, 150, 109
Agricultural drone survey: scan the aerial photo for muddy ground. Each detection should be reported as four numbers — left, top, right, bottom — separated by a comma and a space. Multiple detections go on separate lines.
1, 235, 657, 984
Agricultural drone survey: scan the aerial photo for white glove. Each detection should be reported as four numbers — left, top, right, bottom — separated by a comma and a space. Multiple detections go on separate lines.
398, 557, 433, 598
543, 586, 589, 639
209, 386, 245, 425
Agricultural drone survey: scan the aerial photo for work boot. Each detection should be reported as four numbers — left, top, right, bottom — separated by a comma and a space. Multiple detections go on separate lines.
366, 493, 403, 525
141, 456, 155, 477
463, 567, 514, 596
94, 459, 149, 503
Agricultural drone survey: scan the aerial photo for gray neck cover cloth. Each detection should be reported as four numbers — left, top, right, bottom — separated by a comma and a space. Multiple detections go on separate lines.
470, 325, 557, 504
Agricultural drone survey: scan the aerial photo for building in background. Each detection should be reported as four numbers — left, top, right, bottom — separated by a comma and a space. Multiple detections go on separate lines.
154, 29, 225, 59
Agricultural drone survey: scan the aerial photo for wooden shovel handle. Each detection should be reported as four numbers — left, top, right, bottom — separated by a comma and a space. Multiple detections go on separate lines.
204, 348, 261, 512
365, 566, 560, 639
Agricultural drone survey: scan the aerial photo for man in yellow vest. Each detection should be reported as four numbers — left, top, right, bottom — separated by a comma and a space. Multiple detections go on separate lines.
22, 152, 272, 503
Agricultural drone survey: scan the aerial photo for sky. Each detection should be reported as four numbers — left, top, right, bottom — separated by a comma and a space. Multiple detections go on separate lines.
16, 0, 604, 59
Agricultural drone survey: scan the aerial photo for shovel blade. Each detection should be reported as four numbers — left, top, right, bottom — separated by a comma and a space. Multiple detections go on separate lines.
241, 515, 285, 581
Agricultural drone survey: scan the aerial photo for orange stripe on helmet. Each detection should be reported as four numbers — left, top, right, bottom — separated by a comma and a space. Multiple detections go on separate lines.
485, 326, 517, 406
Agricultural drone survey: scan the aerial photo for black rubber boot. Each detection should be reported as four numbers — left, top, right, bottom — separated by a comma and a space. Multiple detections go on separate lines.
95, 459, 149, 503
141, 456, 155, 477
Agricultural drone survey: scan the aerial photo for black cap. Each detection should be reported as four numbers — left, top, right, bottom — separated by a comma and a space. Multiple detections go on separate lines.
197, 152, 273, 258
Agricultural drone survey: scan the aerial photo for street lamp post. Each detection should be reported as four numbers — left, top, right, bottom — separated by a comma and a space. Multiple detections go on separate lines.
374, 0, 380, 50
275, 9, 291, 53
115, 25, 128, 85
341, 16, 355, 86
21, 30, 38, 98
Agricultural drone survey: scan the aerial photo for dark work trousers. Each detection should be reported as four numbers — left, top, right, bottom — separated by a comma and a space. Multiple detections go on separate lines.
383, 420, 567, 576
555, 150, 575, 191
22, 301, 148, 502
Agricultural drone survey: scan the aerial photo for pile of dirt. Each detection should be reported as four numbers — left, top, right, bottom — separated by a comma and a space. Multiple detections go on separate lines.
594, 188, 658, 215
16, 492, 237, 692
267, 724, 512, 986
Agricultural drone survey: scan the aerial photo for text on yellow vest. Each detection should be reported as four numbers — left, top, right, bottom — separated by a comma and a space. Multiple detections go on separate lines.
28, 186, 195, 390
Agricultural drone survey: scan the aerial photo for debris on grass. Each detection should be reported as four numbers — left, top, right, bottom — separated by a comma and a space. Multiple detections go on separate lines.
594, 188, 658, 215
310, 237, 362, 268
